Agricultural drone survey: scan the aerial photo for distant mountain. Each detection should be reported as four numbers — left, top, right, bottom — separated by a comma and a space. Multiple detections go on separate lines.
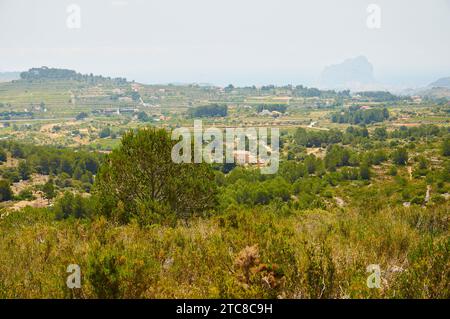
401, 76, 450, 99
428, 77, 450, 88
416, 87, 450, 99
0, 71, 21, 82
318, 56, 377, 91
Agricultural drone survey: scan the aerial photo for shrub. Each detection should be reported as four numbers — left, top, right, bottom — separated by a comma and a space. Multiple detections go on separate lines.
0, 179, 13, 202
392, 148, 408, 165
54, 191, 92, 219
0, 148, 6, 162
17, 188, 35, 200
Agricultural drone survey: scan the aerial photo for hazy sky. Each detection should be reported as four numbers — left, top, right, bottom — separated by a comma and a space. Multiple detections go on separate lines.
1, 0, 449, 86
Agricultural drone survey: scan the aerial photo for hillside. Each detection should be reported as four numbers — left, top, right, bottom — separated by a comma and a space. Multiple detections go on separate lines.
0, 67, 138, 113
19, 67, 128, 85
429, 77, 450, 88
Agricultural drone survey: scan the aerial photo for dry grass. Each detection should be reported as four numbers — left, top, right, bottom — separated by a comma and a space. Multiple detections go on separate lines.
0, 202, 448, 299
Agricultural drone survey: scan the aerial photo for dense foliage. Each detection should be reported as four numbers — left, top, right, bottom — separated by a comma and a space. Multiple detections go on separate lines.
355, 91, 401, 102
94, 128, 218, 225
331, 107, 389, 124
188, 104, 228, 118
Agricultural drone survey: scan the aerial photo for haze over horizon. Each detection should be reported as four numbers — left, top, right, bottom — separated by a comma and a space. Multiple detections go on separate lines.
1, 0, 450, 87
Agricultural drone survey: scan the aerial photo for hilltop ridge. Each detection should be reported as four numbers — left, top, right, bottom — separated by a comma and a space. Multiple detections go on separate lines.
19, 66, 129, 86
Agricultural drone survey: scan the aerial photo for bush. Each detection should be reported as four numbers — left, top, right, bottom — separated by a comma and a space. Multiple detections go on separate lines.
392, 148, 408, 165
99, 127, 111, 138
18, 161, 31, 180
0, 148, 6, 163
137, 111, 150, 122
359, 161, 371, 180
17, 188, 35, 200
388, 166, 398, 176
442, 138, 450, 157
0, 179, 13, 202
75, 112, 88, 121
54, 191, 93, 219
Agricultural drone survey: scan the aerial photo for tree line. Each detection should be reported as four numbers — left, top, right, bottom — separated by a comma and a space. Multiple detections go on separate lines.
331, 107, 389, 124
19, 67, 128, 85
188, 104, 228, 118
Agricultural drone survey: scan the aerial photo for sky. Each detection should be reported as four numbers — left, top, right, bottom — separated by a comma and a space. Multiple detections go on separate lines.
0, 0, 449, 87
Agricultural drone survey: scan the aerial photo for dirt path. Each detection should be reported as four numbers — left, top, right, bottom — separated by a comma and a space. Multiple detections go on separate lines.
407, 166, 413, 180
425, 185, 431, 203
9, 195, 48, 211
